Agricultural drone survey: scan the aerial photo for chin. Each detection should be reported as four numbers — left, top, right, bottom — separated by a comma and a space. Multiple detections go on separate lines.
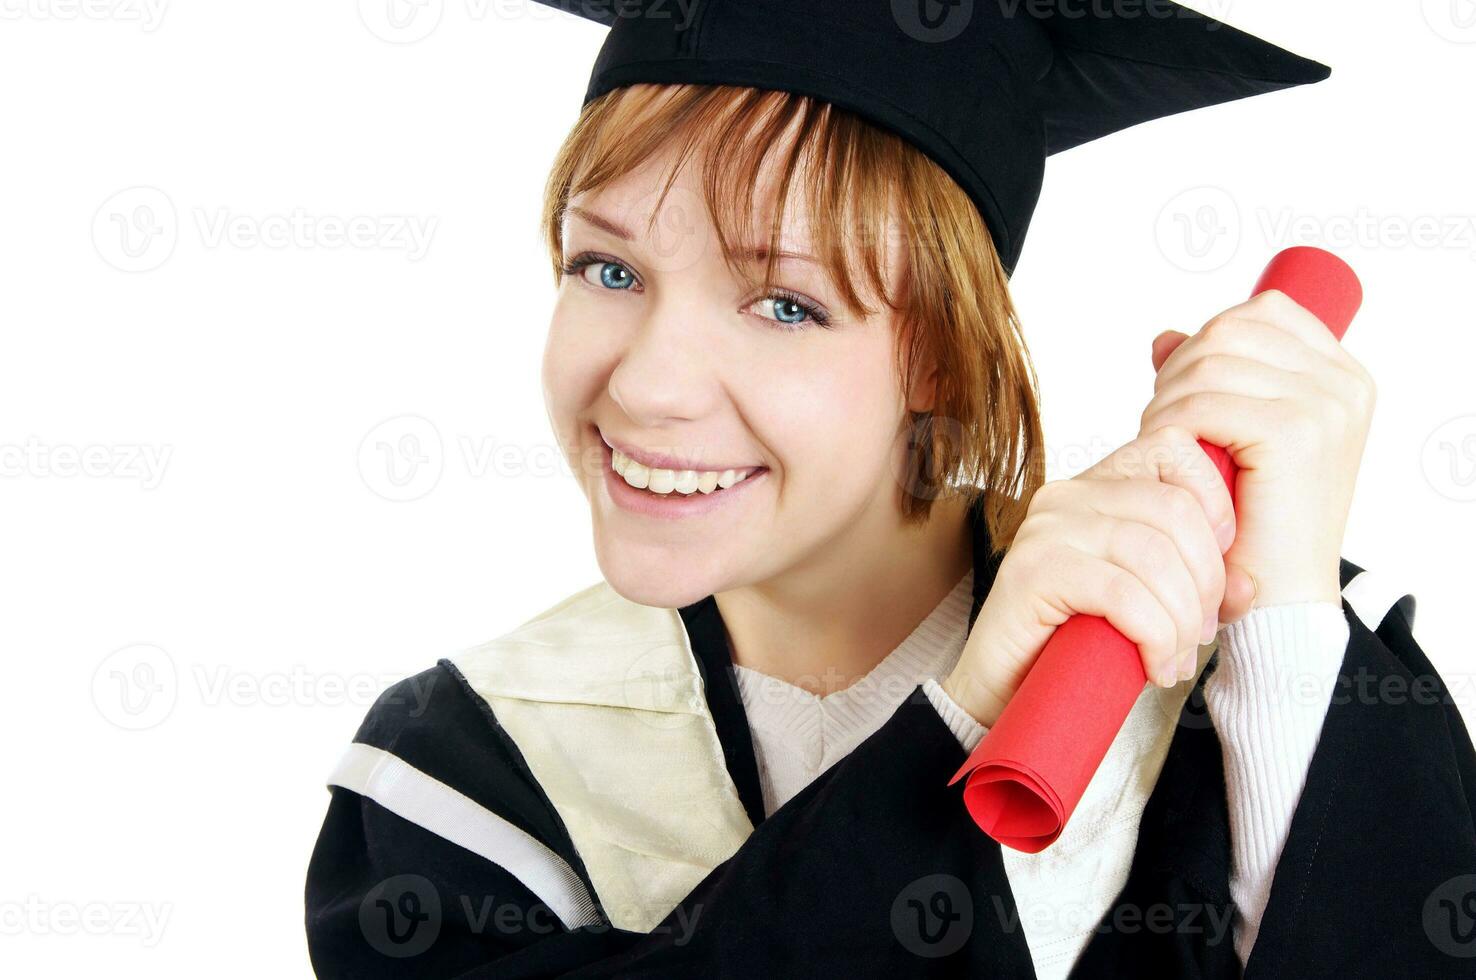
592, 532, 729, 609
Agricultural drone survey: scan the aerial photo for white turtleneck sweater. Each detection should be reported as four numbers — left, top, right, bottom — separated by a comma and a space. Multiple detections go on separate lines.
729, 566, 1351, 977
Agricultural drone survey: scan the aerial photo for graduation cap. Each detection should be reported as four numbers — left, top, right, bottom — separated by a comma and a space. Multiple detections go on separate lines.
530, 0, 1329, 276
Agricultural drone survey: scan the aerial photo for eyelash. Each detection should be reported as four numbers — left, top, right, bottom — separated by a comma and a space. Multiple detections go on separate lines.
558, 251, 833, 330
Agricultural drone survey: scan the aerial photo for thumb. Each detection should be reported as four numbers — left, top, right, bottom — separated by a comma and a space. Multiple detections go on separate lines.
1151, 329, 1190, 374
1218, 562, 1257, 626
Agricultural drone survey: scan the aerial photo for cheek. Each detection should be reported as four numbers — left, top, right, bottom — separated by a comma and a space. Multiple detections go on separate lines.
542, 302, 612, 430
752, 335, 903, 491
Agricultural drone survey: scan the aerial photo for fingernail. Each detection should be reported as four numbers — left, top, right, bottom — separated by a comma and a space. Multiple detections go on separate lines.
1215, 520, 1235, 552
1200, 614, 1218, 645
1179, 650, 1197, 681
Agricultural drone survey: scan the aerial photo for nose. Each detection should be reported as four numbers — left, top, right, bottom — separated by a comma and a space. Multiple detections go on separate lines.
607, 290, 722, 426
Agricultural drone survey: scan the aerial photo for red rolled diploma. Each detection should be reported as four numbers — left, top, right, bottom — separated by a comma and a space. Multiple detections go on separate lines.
948, 246, 1364, 853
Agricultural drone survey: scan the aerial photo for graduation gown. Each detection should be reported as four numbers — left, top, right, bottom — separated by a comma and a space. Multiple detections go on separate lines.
304, 499, 1476, 978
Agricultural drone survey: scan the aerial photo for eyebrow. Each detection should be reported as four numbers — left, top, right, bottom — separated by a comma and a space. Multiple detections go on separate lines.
564, 205, 818, 265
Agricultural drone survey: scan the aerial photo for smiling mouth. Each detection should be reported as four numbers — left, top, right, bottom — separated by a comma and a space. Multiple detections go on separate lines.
608, 446, 765, 497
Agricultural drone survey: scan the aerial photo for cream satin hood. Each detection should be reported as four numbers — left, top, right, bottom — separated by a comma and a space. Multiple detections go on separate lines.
449, 581, 754, 933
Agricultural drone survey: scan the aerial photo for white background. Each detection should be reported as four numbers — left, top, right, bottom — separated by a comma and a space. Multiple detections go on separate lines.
1, 0, 1473, 975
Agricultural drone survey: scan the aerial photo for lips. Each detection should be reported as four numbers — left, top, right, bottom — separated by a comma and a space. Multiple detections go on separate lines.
596, 435, 767, 520
598, 429, 762, 474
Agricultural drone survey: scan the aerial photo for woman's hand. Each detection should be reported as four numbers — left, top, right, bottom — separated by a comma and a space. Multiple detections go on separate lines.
1141, 288, 1376, 620
943, 289, 1375, 728
943, 425, 1234, 727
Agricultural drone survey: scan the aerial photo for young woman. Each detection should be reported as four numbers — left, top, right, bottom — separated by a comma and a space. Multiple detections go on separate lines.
305, 8, 1476, 979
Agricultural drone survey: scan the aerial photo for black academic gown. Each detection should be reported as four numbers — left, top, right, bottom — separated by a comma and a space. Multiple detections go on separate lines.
304, 497, 1476, 978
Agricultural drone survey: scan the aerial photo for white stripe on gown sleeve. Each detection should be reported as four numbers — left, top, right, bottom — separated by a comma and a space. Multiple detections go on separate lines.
327, 741, 602, 931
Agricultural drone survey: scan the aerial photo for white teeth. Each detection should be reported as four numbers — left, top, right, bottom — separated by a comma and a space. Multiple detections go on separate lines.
622, 459, 649, 489
610, 448, 756, 496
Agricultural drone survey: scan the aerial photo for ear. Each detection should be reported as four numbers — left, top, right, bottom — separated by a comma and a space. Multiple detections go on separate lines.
905, 348, 942, 414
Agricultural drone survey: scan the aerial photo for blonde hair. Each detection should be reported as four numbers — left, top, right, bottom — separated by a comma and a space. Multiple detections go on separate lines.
540, 82, 1044, 552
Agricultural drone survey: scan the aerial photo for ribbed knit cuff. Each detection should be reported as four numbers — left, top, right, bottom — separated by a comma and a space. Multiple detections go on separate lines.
922, 677, 989, 753
1202, 600, 1350, 964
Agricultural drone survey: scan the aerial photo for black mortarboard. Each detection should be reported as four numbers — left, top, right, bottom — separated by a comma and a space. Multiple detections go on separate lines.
530, 0, 1329, 276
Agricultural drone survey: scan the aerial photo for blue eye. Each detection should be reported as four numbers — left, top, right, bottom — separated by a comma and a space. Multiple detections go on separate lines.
751, 289, 831, 330
770, 298, 807, 324
560, 252, 637, 290
596, 262, 635, 290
